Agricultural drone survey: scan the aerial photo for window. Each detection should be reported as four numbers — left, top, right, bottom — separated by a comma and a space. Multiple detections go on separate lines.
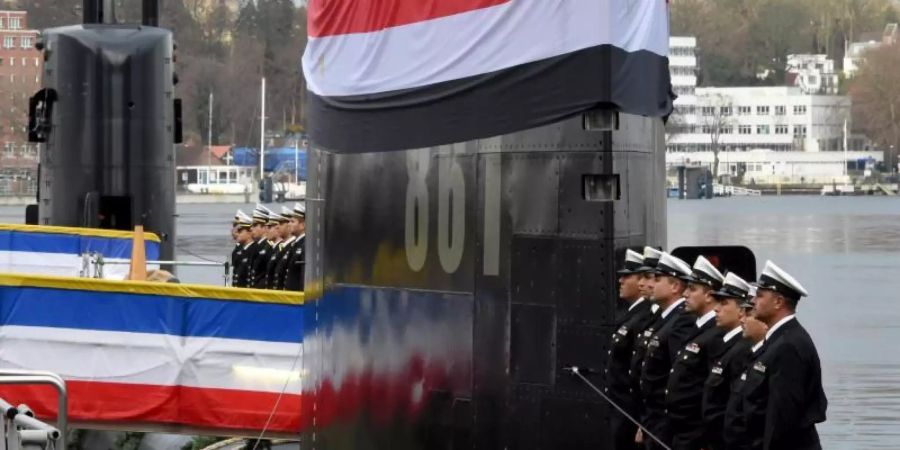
20, 36, 32, 49
701, 106, 715, 116
720, 106, 732, 116
720, 125, 733, 134
775, 106, 786, 116
9, 18, 20, 30
793, 125, 807, 137
757, 106, 770, 115
739, 125, 752, 135
775, 125, 789, 135
3, 36, 13, 49
738, 106, 751, 115
794, 105, 807, 115
3, 142, 12, 157
757, 125, 770, 134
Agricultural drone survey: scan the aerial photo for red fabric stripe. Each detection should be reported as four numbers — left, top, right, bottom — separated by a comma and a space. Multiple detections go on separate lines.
309, 0, 511, 38
0, 382, 303, 434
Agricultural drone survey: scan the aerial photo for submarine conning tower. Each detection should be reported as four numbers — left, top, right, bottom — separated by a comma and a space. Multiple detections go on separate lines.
28, 0, 180, 261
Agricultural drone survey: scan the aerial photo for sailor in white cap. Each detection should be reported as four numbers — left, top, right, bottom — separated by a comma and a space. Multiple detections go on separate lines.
738, 261, 827, 450
283, 202, 307, 291
263, 211, 287, 289
638, 252, 697, 450
628, 246, 665, 447
703, 272, 755, 450
636, 246, 664, 303
605, 249, 659, 450
229, 209, 245, 281
249, 205, 274, 289
230, 211, 254, 288
666, 256, 727, 450
271, 205, 301, 290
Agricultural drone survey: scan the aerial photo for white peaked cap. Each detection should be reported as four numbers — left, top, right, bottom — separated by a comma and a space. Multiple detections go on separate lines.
235, 210, 252, 222
281, 205, 294, 216
757, 260, 809, 299
625, 249, 643, 265
692, 255, 725, 285
643, 246, 663, 260
654, 252, 693, 278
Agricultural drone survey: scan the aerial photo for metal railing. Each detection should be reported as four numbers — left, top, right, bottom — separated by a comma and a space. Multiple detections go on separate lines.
0, 370, 67, 450
80, 252, 231, 285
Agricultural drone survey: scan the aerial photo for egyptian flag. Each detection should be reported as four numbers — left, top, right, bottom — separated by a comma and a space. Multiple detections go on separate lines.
303, 0, 674, 153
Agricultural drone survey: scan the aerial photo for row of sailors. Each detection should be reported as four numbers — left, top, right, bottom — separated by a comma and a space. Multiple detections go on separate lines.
605, 247, 826, 450
230, 203, 305, 291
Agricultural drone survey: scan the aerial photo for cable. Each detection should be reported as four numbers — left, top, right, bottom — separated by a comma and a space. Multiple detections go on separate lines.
251, 338, 303, 450
173, 242, 224, 264
563, 366, 672, 450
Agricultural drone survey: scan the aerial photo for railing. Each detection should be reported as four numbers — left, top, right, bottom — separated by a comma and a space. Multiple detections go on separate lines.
80, 253, 231, 285
0, 370, 67, 450
713, 184, 762, 197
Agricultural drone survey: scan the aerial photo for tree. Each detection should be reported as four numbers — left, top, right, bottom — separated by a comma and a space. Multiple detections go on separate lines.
849, 43, 900, 172
698, 94, 735, 181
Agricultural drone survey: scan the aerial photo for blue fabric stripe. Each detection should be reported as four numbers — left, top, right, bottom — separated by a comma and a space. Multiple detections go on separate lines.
0, 231, 160, 259
0, 286, 303, 343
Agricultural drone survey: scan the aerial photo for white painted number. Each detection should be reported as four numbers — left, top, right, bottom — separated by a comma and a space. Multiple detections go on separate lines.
404, 149, 467, 274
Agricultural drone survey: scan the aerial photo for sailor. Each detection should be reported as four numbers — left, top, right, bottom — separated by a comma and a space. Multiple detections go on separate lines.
283, 202, 306, 292
230, 209, 242, 282
263, 211, 286, 289
248, 204, 272, 289
666, 256, 727, 450
639, 252, 697, 450
605, 249, 659, 450
723, 291, 767, 450
629, 246, 663, 447
231, 211, 255, 288
272, 205, 298, 290
740, 261, 827, 450
702, 272, 754, 450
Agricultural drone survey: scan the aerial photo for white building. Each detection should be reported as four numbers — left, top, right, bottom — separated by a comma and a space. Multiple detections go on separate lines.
844, 23, 897, 78
666, 150, 882, 185
667, 86, 851, 154
668, 36, 698, 135
786, 54, 839, 95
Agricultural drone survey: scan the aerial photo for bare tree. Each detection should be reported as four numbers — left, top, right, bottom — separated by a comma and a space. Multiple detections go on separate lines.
849, 43, 900, 172
697, 94, 735, 180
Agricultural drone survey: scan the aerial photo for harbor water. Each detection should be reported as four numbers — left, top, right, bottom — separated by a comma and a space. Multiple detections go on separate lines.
1, 196, 899, 447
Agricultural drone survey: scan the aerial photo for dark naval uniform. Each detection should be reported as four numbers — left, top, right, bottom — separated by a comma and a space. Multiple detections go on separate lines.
703, 331, 752, 450
272, 237, 296, 290
640, 301, 696, 449
230, 243, 241, 285
250, 239, 272, 289
264, 240, 283, 289
666, 316, 725, 450
232, 241, 256, 288
283, 234, 306, 291
723, 342, 762, 450
605, 298, 657, 450
741, 318, 826, 450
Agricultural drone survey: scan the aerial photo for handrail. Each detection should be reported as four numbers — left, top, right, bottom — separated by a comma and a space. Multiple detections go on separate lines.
0, 372, 67, 449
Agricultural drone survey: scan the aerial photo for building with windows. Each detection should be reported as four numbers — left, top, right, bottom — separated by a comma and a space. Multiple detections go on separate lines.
668, 36, 698, 136
666, 86, 851, 154
786, 54, 839, 95
0, 10, 41, 196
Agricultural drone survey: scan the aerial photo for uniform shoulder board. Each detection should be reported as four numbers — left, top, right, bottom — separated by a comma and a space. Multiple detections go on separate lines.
753, 361, 767, 373
685, 342, 700, 354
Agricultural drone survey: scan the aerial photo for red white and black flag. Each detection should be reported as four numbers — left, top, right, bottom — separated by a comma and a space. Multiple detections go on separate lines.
303, 0, 674, 152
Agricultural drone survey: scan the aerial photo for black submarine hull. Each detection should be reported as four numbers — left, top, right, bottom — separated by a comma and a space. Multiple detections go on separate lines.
301, 112, 667, 449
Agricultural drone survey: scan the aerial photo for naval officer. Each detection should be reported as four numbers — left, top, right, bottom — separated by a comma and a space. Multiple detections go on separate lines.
272, 205, 298, 290
263, 211, 286, 289
605, 249, 658, 450
741, 261, 827, 450
639, 252, 697, 450
723, 291, 767, 450
666, 256, 726, 450
629, 246, 663, 446
283, 202, 306, 292
702, 272, 754, 450
249, 204, 272, 289
231, 211, 255, 287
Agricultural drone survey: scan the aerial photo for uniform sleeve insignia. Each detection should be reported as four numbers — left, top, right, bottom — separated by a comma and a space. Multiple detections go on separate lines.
753, 361, 767, 373
711, 365, 723, 375
686, 343, 700, 354
617, 326, 629, 336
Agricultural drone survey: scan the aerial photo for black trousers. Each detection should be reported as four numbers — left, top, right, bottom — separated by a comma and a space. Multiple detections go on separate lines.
610, 413, 642, 450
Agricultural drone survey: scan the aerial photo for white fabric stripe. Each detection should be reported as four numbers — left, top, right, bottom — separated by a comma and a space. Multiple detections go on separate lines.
303, 0, 668, 96
0, 250, 158, 280
0, 326, 303, 394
